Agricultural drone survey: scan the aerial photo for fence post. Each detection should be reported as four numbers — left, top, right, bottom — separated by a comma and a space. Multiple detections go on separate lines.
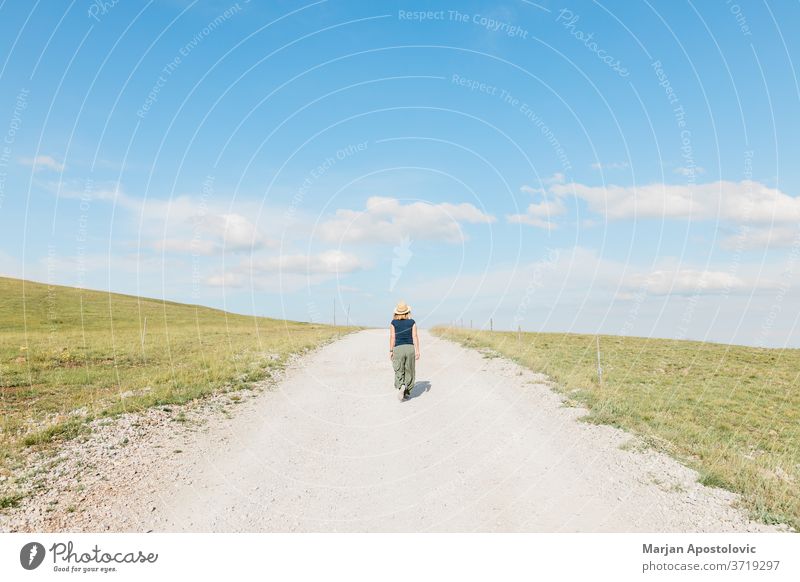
596, 335, 603, 385
141, 317, 147, 361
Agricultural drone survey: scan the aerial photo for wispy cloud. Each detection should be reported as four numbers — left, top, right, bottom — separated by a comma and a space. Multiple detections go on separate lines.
207, 250, 368, 291
19, 155, 65, 172
41, 179, 125, 202
41, 180, 276, 255
511, 178, 800, 249
155, 238, 220, 255
507, 184, 566, 230
415, 245, 783, 304
544, 172, 566, 185
622, 268, 776, 295
719, 224, 800, 251
153, 212, 276, 255
248, 250, 366, 274
590, 161, 629, 170
673, 165, 706, 177
145, 209, 278, 255
319, 196, 495, 245
548, 179, 800, 223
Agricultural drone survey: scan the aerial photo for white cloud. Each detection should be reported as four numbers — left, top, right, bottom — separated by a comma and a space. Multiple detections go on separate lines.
544, 172, 566, 185
206, 272, 244, 287
719, 225, 800, 250
411, 246, 622, 303
19, 251, 186, 290
549, 180, 800, 223
193, 213, 273, 252
40, 182, 276, 255
103, 194, 274, 255
673, 165, 705, 177
590, 161, 629, 170
413, 245, 783, 306
19, 155, 65, 172
319, 196, 495, 244
249, 250, 365, 274
407, 247, 800, 346
513, 177, 800, 249
507, 184, 566, 230
519, 185, 546, 196
153, 212, 274, 255
622, 269, 776, 295
40, 179, 124, 202
155, 238, 219, 255
207, 250, 368, 291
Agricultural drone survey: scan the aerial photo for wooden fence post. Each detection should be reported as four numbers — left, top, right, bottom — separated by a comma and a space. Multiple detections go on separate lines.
596, 335, 603, 385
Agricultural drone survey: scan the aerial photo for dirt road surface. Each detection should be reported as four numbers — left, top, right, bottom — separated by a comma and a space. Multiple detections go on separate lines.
3, 329, 778, 532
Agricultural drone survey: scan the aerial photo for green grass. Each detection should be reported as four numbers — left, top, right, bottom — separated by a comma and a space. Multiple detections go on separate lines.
21, 417, 90, 447
0, 276, 357, 482
0, 494, 23, 509
432, 326, 800, 531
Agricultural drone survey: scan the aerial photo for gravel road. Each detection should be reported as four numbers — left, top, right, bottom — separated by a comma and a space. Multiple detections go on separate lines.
2, 329, 780, 532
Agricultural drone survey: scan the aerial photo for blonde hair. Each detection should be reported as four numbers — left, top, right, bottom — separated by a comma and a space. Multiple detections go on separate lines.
393, 311, 411, 320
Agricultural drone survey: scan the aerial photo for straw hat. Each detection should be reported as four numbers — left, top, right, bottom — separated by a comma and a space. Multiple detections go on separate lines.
394, 300, 411, 315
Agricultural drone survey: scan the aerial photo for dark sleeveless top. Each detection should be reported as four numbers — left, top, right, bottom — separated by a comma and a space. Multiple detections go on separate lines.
391, 318, 415, 346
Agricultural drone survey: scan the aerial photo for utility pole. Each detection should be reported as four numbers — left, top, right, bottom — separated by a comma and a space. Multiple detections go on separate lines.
333, 297, 336, 326
517, 325, 521, 343
490, 318, 493, 332
346, 304, 350, 325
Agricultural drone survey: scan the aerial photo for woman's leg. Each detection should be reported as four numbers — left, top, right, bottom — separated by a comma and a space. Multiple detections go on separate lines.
403, 345, 415, 394
392, 351, 404, 391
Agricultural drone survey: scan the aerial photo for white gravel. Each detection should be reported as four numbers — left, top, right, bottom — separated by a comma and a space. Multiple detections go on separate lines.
0, 329, 784, 532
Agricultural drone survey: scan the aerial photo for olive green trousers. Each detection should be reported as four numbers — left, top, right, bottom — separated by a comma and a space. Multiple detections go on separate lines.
392, 344, 415, 394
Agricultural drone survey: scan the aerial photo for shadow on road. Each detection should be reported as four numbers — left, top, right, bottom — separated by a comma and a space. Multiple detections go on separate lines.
406, 380, 431, 400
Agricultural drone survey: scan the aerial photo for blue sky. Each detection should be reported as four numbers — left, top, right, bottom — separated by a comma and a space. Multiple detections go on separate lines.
1, 0, 799, 346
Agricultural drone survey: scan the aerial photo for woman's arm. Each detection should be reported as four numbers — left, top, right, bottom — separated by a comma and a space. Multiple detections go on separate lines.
389, 323, 395, 360
412, 323, 420, 360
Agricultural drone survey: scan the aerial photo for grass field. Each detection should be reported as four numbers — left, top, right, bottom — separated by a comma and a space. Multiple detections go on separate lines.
0, 276, 357, 503
432, 326, 800, 531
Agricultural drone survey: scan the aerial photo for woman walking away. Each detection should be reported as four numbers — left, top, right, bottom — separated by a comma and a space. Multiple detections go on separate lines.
389, 300, 420, 401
